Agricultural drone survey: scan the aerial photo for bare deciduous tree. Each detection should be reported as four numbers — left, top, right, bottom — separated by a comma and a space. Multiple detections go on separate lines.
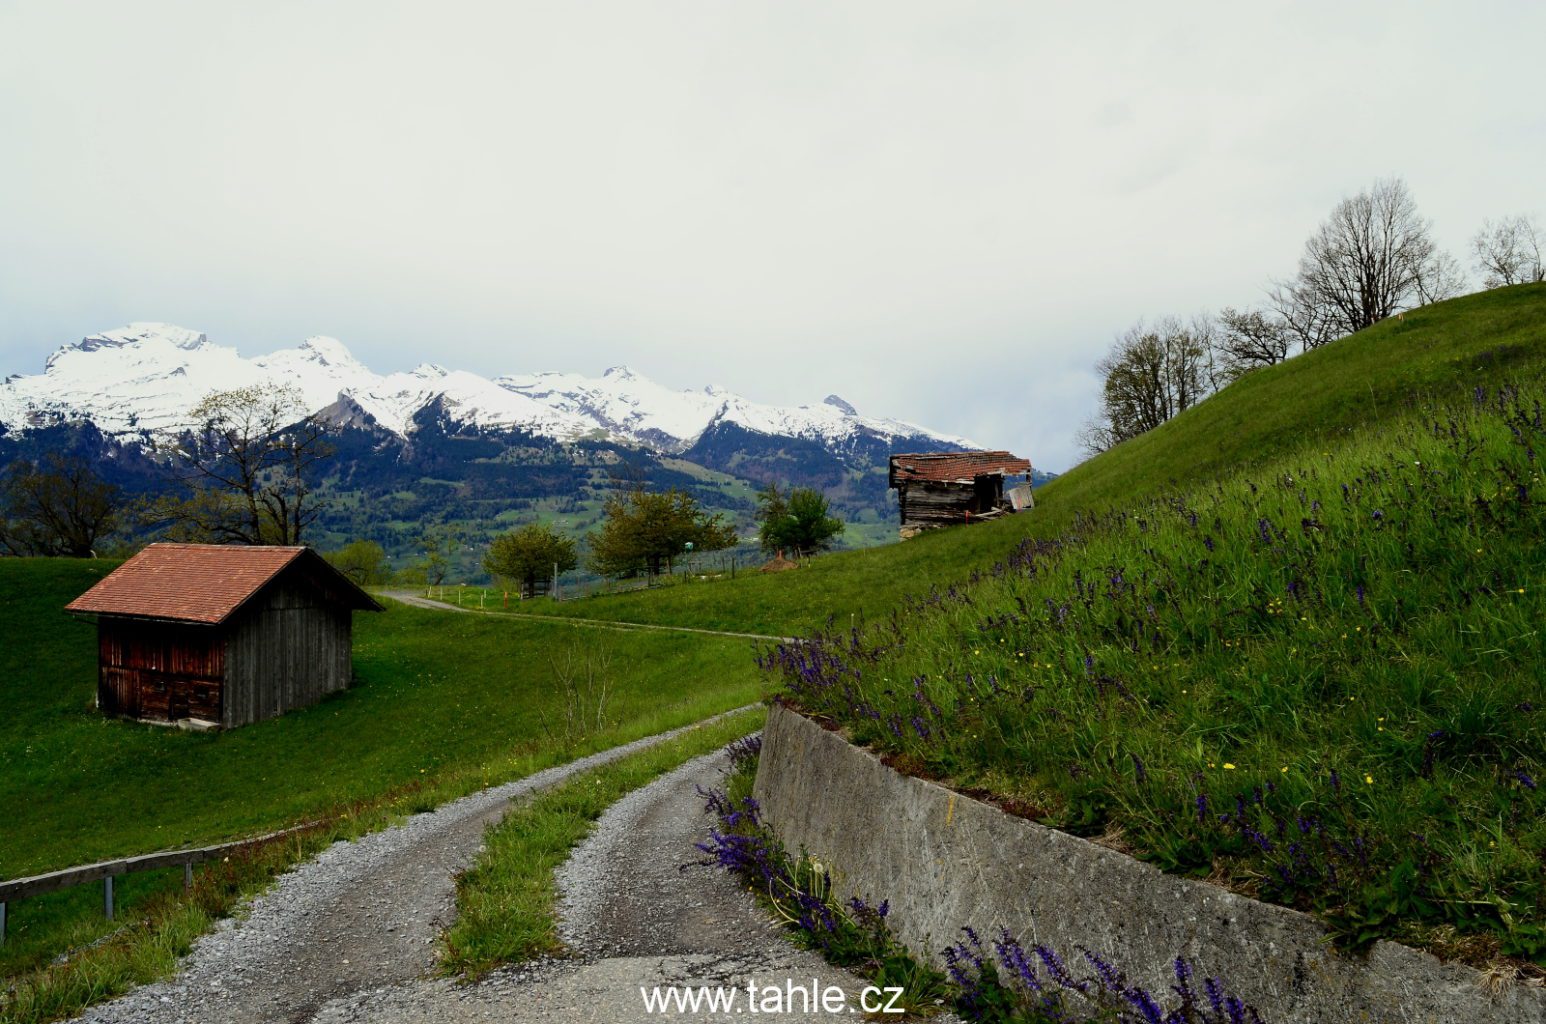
1082, 317, 1213, 454
0, 455, 121, 556
1214, 307, 1292, 381
1278, 178, 1459, 339
149, 383, 335, 545
1471, 214, 1545, 288
1265, 277, 1339, 352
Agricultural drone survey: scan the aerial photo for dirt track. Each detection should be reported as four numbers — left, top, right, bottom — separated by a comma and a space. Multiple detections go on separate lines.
65, 714, 776, 1024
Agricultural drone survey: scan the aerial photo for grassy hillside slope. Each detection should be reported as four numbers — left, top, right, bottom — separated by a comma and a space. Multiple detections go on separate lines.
749, 288, 1546, 965
507, 284, 1546, 637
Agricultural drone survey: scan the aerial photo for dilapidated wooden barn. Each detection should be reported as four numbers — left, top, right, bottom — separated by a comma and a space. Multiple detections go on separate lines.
65, 543, 382, 729
889, 451, 1034, 536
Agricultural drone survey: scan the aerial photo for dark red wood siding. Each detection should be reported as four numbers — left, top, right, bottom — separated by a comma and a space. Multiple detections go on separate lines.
97, 620, 225, 724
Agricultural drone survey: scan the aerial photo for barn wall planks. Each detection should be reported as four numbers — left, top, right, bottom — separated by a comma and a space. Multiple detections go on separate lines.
222, 577, 352, 728
896, 477, 1006, 527
97, 620, 225, 723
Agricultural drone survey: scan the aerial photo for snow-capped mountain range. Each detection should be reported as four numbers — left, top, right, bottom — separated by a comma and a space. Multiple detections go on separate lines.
0, 322, 973, 455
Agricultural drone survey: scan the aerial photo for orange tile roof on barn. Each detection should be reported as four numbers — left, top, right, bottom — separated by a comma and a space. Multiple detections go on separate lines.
65, 543, 381, 625
888, 450, 1032, 487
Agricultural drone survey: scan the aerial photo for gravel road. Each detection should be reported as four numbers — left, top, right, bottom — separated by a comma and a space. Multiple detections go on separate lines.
315, 749, 885, 1023
65, 712, 760, 1024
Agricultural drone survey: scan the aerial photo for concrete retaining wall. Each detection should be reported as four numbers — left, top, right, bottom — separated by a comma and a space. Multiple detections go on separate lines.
753, 703, 1546, 1024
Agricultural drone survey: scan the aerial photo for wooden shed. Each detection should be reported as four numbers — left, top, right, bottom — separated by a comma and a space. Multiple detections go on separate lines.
65, 543, 382, 729
889, 451, 1034, 537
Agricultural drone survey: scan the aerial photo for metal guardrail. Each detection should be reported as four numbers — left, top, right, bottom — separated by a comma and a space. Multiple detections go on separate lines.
0, 821, 321, 944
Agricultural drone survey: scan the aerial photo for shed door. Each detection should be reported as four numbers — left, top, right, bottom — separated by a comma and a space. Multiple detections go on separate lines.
973, 475, 1000, 513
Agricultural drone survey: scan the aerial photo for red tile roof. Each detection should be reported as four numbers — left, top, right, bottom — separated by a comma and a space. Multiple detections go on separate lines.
65, 543, 381, 624
889, 451, 1032, 487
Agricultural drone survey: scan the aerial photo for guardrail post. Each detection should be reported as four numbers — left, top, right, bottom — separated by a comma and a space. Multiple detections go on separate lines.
104, 875, 114, 921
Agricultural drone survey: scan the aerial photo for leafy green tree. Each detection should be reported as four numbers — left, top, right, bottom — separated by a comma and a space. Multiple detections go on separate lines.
485, 522, 579, 597
587, 488, 737, 579
758, 483, 844, 556
782, 488, 845, 555
755, 483, 790, 554
326, 539, 390, 584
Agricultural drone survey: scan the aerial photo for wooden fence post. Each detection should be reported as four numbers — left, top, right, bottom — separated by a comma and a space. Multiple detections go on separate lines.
184, 861, 193, 891
1, 899, 7, 944
104, 875, 114, 921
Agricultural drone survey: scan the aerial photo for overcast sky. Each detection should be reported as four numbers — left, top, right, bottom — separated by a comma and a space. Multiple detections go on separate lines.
1, 2, 1542, 471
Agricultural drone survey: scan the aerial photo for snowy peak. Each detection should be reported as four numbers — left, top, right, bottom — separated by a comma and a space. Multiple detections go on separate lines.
297, 335, 362, 368
45, 322, 209, 370
2, 324, 976, 456
823, 394, 858, 416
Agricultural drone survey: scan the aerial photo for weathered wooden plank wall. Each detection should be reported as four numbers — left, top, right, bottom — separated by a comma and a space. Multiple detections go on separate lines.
222, 577, 352, 728
896, 482, 1001, 529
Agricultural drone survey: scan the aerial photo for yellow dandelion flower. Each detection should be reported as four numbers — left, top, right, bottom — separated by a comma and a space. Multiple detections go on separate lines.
1280, 766, 1289, 773
1364, 774, 1374, 785
1223, 763, 1236, 770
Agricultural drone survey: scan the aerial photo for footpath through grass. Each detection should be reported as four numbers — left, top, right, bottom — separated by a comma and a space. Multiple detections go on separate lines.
765, 386, 1546, 965
441, 706, 765, 976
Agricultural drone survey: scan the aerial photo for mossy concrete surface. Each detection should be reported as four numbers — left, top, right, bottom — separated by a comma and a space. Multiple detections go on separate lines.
753, 704, 1546, 1024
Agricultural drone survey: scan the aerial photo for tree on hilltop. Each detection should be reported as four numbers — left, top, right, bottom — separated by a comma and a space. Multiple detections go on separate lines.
1472, 214, 1544, 288
1272, 178, 1462, 340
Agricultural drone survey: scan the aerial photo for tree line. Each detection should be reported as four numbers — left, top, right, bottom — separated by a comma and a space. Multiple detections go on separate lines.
1081, 179, 1544, 453
481, 481, 844, 597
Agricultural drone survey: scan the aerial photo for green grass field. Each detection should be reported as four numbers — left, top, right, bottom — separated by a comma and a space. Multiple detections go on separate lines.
0, 561, 762, 878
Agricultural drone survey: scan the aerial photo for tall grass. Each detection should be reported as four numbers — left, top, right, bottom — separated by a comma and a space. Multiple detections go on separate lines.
763, 384, 1545, 963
